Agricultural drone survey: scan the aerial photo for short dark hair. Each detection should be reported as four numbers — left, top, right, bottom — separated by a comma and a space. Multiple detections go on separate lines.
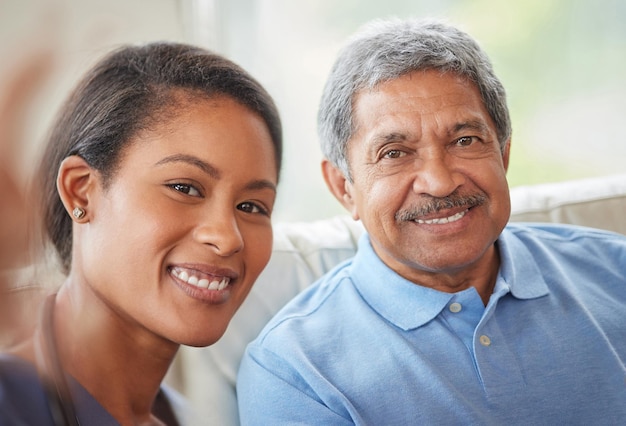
37, 42, 282, 273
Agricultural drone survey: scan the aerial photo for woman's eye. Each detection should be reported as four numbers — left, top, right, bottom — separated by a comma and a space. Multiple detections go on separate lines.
237, 201, 269, 216
169, 183, 201, 197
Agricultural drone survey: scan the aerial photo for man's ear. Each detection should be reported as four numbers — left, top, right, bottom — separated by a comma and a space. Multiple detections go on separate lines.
502, 139, 511, 172
321, 159, 359, 220
56, 155, 96, 221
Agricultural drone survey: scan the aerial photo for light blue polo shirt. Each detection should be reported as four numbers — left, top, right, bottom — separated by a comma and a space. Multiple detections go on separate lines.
238, 223, 626, 425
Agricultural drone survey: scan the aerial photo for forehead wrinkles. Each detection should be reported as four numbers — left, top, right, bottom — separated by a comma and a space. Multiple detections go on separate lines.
352, 78, 492, 148
352, 92, 440, 148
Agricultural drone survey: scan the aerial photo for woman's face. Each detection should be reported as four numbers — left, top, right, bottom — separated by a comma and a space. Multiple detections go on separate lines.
76, 95, 278, 347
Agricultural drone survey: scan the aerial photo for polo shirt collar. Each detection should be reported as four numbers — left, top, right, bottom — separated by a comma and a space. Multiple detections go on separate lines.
351, 234, 454, 331
497, 226, 550, 299
350, 228, 549, 331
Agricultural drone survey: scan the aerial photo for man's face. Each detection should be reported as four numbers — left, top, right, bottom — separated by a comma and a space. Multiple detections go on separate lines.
340, 70, 510, 281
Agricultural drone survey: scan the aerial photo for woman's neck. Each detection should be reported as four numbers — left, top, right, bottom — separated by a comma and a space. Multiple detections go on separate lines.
53, 282, 179, 424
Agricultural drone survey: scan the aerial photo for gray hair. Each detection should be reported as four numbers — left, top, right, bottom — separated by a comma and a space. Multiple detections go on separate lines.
318, 18, 511, 179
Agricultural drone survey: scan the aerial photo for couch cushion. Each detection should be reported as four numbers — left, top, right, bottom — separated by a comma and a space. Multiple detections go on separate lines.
509, 173, 626, 235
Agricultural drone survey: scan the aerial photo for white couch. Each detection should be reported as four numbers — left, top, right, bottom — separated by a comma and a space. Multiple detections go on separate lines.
167, 173, 626, 425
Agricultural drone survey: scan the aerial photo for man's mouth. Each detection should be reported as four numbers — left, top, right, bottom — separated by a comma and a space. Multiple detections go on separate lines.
395, 191, 486, 224
170, 267, 230, 290
415, 209, 468, 224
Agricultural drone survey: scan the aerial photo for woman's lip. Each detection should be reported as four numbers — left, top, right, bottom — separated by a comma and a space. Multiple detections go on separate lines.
171, 267, 231, 290
169, 269, 233, 304
167, 264, 240, 304
169, 263, 238, 280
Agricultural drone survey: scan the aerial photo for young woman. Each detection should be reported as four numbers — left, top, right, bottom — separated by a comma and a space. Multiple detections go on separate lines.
0, 42, 282, 425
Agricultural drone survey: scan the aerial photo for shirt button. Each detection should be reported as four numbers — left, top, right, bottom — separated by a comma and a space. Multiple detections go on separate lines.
479, 335, 491, 346
449, 302, 462, 313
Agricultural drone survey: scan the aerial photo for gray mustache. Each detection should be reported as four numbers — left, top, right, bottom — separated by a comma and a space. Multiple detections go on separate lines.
395, 193, 487, 221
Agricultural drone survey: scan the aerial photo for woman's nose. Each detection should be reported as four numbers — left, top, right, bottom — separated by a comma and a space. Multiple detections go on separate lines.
193, 208, 244, 256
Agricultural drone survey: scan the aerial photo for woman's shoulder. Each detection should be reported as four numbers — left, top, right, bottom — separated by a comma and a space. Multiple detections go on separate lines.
0, 352, 44, 394
0, 353, 191, 426
0, 352, 120, 425
0, 353, 55, 425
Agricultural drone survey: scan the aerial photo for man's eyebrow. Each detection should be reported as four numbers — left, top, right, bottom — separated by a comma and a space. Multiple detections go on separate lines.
370, 132, 408, 146
451, 120, 490, 135
155, 154, 220, 179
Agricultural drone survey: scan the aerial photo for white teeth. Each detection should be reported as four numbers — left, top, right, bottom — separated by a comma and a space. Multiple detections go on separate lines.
416, 210, 467, 224
218, 278, 228, 291
172, 268, 230, 290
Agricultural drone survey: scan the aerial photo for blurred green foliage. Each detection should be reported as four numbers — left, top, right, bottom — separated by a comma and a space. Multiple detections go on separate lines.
311, 0, 626, 187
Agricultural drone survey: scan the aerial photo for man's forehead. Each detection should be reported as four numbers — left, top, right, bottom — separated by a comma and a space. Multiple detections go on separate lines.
350, 71, 493, 132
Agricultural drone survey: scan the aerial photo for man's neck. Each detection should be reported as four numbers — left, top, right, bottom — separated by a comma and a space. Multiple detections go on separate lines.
385, 243, 501, 306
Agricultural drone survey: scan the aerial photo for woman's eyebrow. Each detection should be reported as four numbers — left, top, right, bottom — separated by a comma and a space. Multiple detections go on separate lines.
246, 179, 277, 194
155, 153, 277, 193
155, 154, 220, 179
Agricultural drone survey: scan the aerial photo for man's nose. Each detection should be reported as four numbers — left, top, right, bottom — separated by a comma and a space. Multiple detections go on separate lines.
412, 150, 460, 198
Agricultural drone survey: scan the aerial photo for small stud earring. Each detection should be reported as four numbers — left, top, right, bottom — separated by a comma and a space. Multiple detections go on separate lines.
72, 207, 86, 220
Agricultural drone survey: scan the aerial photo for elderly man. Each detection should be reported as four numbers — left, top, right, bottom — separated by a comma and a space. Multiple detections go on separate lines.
237, 18, 626, 425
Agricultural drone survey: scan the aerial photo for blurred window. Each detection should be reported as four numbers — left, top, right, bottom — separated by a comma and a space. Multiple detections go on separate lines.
186, 0, 626, 222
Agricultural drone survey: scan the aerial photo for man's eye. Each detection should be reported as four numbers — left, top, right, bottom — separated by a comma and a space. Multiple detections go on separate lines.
455, 136, 475, 147
169, 183, 201, 197
237, 201, 269, 216
383, 149, 404, 159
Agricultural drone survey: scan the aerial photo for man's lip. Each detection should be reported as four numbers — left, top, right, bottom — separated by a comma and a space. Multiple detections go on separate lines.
412, 206, 471, 222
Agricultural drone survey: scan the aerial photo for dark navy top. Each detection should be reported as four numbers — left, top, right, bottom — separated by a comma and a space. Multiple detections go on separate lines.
0, 353, 182, 425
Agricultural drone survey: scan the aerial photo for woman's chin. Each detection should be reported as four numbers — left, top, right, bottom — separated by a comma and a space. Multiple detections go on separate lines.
175, 328, 229, 348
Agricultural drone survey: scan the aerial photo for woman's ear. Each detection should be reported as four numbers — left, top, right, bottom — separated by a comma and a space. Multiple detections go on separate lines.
56, 155, 96, 222
321, 159, 359, 221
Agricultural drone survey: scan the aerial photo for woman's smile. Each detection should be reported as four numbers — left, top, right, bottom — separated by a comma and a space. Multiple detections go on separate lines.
169, 264, 237, 304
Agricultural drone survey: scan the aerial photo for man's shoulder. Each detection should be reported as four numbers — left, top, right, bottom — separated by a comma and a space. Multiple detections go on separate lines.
501, 222, 626, 282
505, 221, 626, 244
252, 260, 358, 346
